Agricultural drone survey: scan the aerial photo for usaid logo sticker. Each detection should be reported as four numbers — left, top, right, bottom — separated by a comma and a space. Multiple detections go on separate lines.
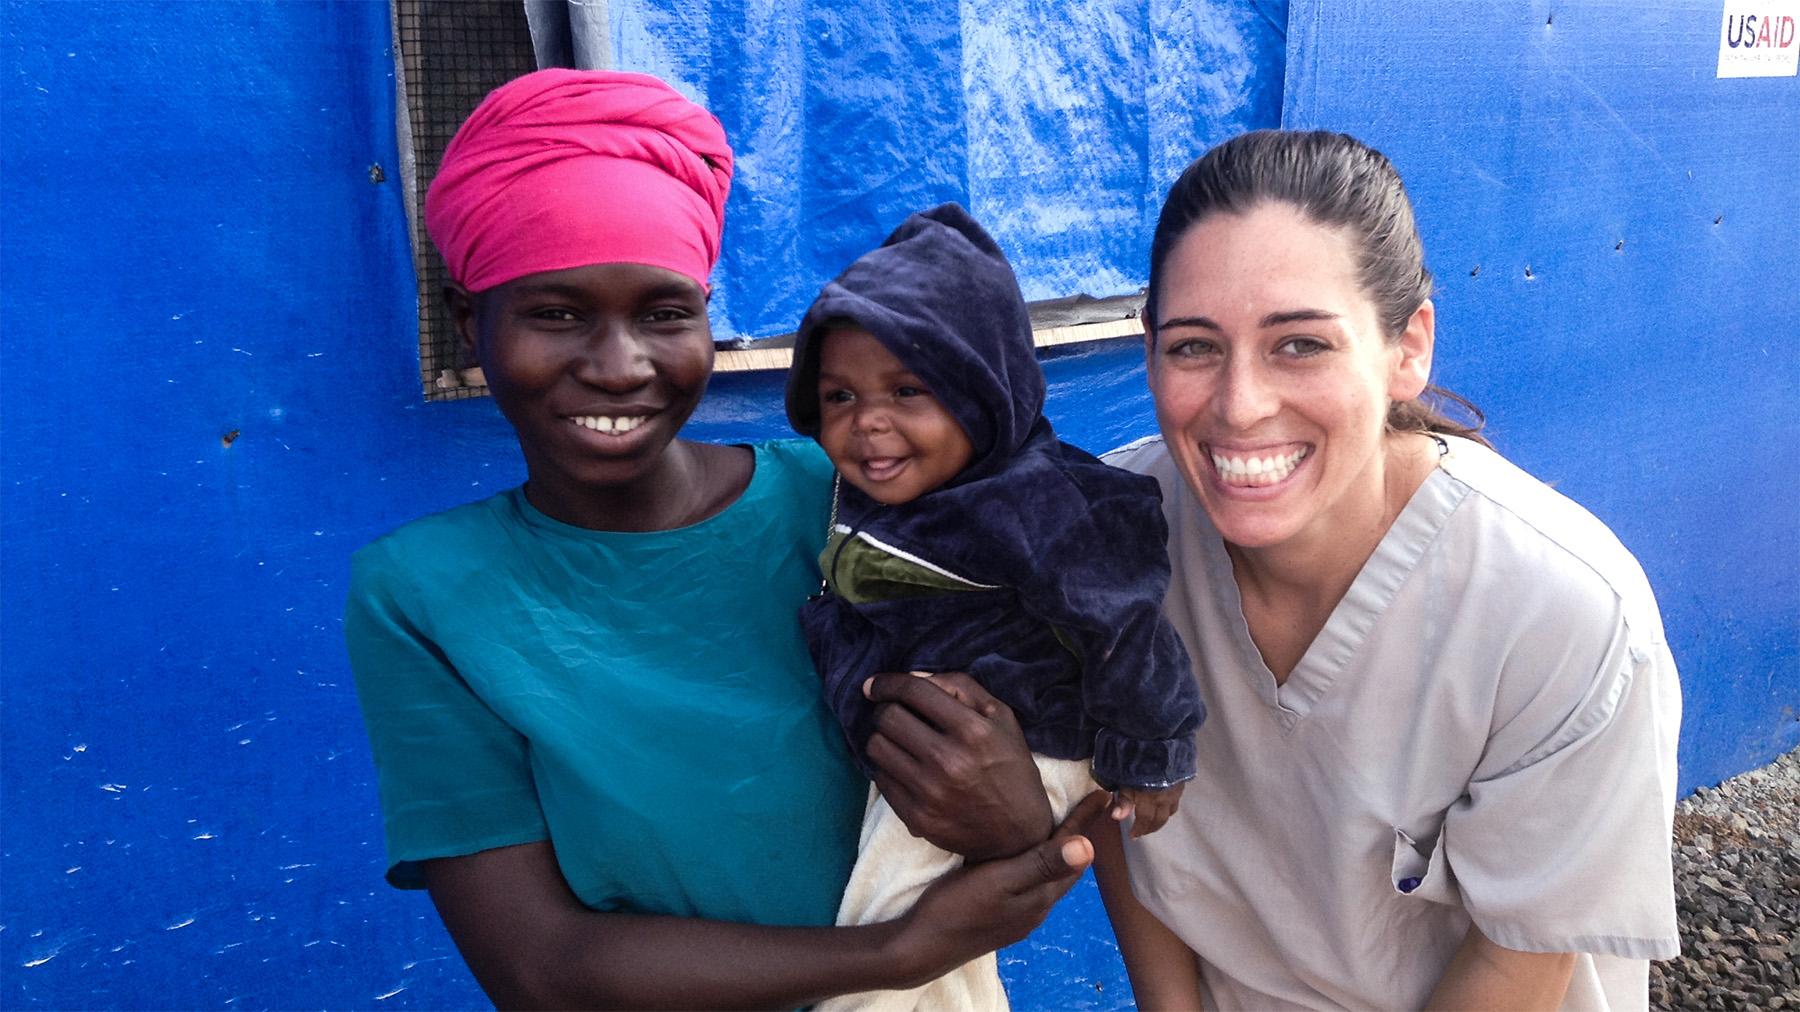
1717, 2, 1799, 77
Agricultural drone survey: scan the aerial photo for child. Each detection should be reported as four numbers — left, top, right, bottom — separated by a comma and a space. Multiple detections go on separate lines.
785, 203, 1206, 1012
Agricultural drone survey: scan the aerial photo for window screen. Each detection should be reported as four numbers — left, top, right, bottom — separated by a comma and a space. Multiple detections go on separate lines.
393, 0, 537, 400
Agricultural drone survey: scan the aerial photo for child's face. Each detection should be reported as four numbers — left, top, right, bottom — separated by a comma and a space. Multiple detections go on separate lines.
816, 327, 974, 505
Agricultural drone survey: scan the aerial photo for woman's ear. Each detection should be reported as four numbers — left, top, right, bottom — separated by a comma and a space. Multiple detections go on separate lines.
444, 284, 479, 367
1388, 299, 1435, 402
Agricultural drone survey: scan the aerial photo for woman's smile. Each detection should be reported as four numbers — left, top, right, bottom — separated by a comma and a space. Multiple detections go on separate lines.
566, 412, 654, 436
451, 261, 717, 526
1207, 444, 1311, 490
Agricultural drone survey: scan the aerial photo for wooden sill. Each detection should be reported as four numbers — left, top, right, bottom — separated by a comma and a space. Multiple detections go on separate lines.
434, 315, 1146, 392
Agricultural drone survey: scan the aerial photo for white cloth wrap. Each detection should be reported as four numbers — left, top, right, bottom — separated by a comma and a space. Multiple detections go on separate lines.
817, 754, 1099, 1012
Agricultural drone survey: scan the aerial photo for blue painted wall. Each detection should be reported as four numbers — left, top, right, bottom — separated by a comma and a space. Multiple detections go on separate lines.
2, 2, 511, 1005
1, 0, 1792, 1008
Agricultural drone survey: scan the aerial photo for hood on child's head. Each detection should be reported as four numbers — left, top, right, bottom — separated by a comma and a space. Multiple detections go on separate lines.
785, 202, 1045, 487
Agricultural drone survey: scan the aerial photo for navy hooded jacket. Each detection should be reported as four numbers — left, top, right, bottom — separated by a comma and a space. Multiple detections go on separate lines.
785, 203, 1204, 790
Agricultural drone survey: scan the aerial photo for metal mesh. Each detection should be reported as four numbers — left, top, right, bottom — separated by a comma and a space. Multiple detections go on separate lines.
394, 0, 537, 400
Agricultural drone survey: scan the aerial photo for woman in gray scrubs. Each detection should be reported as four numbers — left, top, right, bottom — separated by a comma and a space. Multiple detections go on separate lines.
1096, 130, 1681, 1010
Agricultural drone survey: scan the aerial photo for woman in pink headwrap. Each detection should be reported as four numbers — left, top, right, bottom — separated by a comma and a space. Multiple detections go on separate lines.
344, 69, 1102, 1008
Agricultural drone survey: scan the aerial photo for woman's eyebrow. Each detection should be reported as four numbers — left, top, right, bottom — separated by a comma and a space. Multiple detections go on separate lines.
1157, 309, 1340, 331
508, 282, 589, 298
1156, 315, 1222, 332
640, 282, 705, 301
1260, 309, 1339, 327
506, 281, 702, 301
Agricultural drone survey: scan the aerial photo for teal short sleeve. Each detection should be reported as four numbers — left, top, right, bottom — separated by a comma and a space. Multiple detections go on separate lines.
342, 441, 864, 926
345, 542, 549, 886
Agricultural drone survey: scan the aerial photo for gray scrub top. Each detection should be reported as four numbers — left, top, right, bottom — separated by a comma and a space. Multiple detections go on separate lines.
1105, 435, 1681, 1011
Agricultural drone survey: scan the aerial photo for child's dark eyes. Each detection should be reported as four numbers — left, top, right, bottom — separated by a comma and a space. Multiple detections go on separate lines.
817, 384, 935, 407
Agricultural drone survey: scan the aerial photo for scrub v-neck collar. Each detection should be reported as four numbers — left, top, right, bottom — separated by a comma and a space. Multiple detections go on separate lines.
1200, 454, 1472, 733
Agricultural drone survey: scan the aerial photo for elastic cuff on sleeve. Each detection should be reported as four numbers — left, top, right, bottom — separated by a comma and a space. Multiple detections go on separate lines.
1092, 729, 1198, 791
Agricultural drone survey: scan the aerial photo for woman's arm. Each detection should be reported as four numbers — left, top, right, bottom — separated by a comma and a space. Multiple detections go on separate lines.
1091, 819, 1205, 1011
1423, 926, 1575, 1011
424, 799, 1103, 1010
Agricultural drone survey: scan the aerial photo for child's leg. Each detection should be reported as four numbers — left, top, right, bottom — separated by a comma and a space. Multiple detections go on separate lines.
817, 757, 1099, 1012
831, 782, 963, 927
1035, 754, 1102, 825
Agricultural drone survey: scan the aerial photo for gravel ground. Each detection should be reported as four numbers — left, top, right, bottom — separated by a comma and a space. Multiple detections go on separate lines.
1651, 747, 1800, 1010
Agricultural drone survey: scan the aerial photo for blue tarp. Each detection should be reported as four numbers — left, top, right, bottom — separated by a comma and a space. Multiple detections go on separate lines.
600, 0, 1286, 339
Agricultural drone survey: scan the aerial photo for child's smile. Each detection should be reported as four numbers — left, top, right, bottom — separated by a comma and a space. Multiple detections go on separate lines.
815, 327, 974, 505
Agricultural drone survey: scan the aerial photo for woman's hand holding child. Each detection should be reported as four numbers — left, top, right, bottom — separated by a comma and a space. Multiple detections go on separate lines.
862, 670, 1057, 862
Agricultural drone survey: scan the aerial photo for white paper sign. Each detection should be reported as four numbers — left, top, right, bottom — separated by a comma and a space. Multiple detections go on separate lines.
1718, 2, 1800, 77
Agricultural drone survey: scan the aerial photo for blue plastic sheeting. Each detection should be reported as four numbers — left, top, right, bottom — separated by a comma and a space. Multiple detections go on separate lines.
0, 1, 1276, 1007
6, 0, 1793, 1007
605, 0, 1286, 339
1283, 0, 1800, 787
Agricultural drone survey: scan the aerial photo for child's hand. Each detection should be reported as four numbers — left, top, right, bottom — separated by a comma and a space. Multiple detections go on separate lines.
1112, 782, 1185, 838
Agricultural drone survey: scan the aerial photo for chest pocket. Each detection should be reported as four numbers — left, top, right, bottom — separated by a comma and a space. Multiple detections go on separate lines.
1391, 822, 1462, 907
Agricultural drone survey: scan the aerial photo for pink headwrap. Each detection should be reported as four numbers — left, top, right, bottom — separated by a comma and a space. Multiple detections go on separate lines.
424, 68, 734, 293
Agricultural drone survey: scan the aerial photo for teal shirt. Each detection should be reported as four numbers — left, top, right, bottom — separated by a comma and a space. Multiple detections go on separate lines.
345, 440, 864, 927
